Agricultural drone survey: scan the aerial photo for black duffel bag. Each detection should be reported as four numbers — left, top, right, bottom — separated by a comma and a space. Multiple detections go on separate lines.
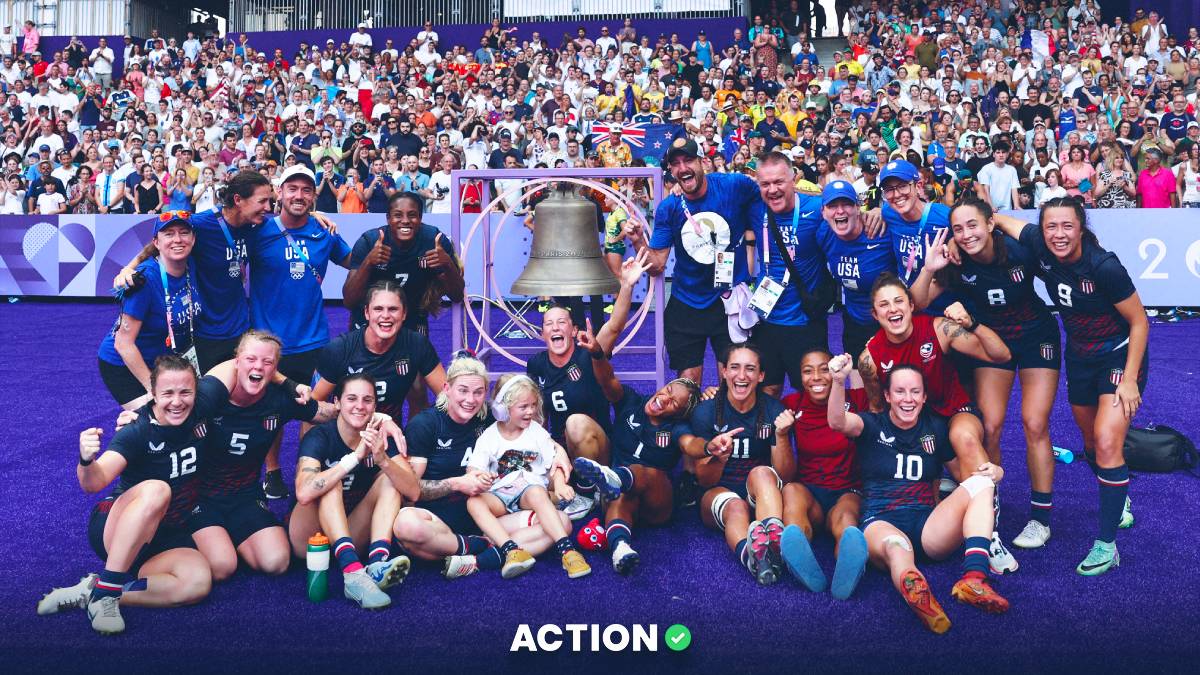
1122, 424, 1198, 474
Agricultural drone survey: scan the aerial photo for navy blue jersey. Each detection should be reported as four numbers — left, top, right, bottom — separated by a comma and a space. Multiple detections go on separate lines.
526, 348, 612, 443
1019, 223, 1136, 359
189, 208, 252, 340
98, 258, 203, 367
199, 380, 319, 496
748, 194, 825, 326
947, 234, 1055, 342
248, 216, 352, 355
815, 222, 896, 324
684, 394, 786, 492
857, 410, 955, 520
298, 419, 399, 502
405, 407, 492, 503
609, 388, 687, 471
104, 379, 223, 527
650, 172, 759, 309
882, 201, 955, 314
347, 224, 458, 330
316, 327, 440, 419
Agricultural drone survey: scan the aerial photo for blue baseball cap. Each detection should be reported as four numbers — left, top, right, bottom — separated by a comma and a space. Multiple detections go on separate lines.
152, 210, 193, 236
932, 156, 946, 175
821, 180, 859, 208
879, 159, 920, 184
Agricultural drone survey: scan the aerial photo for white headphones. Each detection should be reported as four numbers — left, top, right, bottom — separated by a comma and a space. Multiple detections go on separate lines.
490, 374, 535, 423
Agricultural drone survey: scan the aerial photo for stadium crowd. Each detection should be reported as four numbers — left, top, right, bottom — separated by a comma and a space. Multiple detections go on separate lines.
2, 2, 1199, 218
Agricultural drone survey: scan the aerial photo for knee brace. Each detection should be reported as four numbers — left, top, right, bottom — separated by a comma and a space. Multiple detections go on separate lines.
960, 474, 995, 499
710, 491, 740, 532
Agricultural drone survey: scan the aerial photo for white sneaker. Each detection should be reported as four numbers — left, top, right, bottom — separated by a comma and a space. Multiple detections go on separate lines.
442, 555, 479, 580
561, 493, 595, 521
1012, 520, 1051, 549
87, 595, 125, 635
37, 574, 96, 615
343, 569, 391, 610
988, 531, 1019, 574
611, 540, 639, 575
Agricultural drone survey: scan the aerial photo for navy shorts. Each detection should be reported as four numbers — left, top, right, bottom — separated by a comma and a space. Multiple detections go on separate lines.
663, 296, 731, 373
188, 490, 280, 546
750, 319, 829, 387
968, 322, 1062, 372
840, 311, 877, 361
1065, 348, 1149, 407
278, 348, 322, 387
194, 335, 242, 373
863, 507, 932, 560
98, 358, 147, 406
417, 497, 481, 536
805, 484, 859, 515
88, 496, 195, 569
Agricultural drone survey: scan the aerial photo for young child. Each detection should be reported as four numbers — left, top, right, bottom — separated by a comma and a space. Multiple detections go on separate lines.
464, 374, 591, 579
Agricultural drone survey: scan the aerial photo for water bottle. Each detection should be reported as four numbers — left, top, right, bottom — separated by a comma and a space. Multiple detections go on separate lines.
306, 532, 330, 602
1052, 446, 1074, 464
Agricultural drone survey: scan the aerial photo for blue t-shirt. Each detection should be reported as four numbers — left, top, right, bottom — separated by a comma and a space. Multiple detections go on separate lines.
815, 222, 896, 324
189, 208, 252, 340
749, 193, 825, 326
248, 217, 352, 355
650, 172, 760, 309
881, 200, 955, 314
98, 258, 203, 366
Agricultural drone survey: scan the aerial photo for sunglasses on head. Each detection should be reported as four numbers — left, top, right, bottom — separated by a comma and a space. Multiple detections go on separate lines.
158, 210, 191, 222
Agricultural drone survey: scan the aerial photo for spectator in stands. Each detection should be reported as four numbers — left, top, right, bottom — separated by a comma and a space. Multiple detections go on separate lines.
1137, 148, 1178, 208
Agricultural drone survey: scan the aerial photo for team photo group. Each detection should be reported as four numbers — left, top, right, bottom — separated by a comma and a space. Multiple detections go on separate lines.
7, 0, 1192, 653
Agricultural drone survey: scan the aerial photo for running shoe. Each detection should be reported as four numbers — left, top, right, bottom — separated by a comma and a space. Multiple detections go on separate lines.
1076, 540, 1120, 576
262, 469, 289, 500
780, 524, 826, 592
951, 574, 1010, 614
572, 457, 623, 500
365, 555, 411, 591
442, 555, 479, 580
988, 531, 1019, 574
1119, 496, 1134, 529
87, 595, 125, 635
502, 548, 536, 579
37, 574, 96, 615
611, 540, 639, 575
561, 493, 596, 521
343, 569, 391, 610
562, 550, 592, 578
674, 471, 701, 508
831, 526, 868, 600
900, 570, 951, 634
1012, 520, 1051, 549
747, 520, 778, 586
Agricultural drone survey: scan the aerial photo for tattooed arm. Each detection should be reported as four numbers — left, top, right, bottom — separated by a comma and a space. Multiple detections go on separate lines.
858, 349, 884, 413
937, 303, 1011, 364
308, 401, 339, 424
293, 456, 352, 506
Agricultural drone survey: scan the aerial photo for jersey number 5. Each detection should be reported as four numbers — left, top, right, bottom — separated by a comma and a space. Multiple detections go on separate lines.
169, 447, 198, 479
229, 433, 249, 456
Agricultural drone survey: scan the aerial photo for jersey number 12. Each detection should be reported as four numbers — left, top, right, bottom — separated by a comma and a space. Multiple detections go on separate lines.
169, 447, 198, 479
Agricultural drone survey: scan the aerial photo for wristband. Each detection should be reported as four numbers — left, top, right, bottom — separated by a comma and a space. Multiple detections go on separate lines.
703, 442, 714, 457
590, 349, 607, 361
281, 378, 301, 397
337, 453, 359, 473
79, 453, 94, 467
965, 318, 979, 332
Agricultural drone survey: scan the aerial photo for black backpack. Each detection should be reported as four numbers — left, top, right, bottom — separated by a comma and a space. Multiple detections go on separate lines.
1122, 424, 1199, 474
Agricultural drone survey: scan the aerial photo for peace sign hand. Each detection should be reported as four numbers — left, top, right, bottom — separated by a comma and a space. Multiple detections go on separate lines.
576, 318, 602, 356
923, 227, 953, 273
619, 249, 650, 288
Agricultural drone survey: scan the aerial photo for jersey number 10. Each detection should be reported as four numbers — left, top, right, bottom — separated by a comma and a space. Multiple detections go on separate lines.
893, 453, 923, 481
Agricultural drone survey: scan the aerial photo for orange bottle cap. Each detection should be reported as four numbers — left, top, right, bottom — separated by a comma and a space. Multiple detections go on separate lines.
308, 532, 329, 546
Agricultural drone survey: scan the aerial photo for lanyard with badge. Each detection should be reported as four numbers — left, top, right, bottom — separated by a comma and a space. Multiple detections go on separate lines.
749, 202, 799, 320
158, 258, 200, 370
217, 213, 246, 279
274, 217, 323, 284
679, 199, 734, 289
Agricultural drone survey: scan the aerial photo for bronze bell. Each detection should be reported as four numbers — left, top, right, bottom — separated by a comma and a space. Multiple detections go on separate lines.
510, 187, 621, 297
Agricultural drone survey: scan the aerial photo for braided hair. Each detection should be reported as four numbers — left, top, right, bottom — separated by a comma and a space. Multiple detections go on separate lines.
714, 342, 768, 435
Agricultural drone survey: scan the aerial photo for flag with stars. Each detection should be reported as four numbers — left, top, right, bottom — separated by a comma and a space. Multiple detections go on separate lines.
616, 123, 686, 161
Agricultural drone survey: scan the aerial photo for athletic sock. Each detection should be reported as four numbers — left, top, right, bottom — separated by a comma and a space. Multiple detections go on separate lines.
90, 569, 132, 602
574, 476, 598, 497
607, 519, 632, 547
500, 539, 518, 555
477, 547, 503, 570
1096, 465, 1130, 543
735, 539, 754, 573
962, 536, 991, 577
614, 466, 635, 492
555, 537, 576, 556
367, 539, 391, 564
455, 534, 491, 556
334, 537, 363, 573
1030, 491, 1053, 526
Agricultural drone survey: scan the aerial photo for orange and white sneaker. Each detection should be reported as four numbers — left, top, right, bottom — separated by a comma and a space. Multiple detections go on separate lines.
901, 570, 951, 634
951, 573, 1010, 614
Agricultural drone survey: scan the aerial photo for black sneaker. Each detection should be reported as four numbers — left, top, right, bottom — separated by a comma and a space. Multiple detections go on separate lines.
263, 469, 289, 500
674, 471, 701, 508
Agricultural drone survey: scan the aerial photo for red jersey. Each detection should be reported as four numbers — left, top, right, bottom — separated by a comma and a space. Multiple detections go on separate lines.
783, 388, 869, 491
865, 313, 971, 417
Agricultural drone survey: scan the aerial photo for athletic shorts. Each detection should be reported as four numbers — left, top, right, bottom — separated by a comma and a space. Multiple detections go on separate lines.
863, 507, 932, 560
947, 403, 985, 426
966, 322, 1062, 372
278, 348, 321, 386
416, 497, 480, 536
663, 295, 731, 372
98, 358, 146, 406
187, 490, 280, 546
88, 496, 195, 568
490, 475, 540, 514
840, 311, 877, 361
194, 335, 243, 373
750, 319, 829, 387
805, 483, 860, 515
1065, 348, 1149, 407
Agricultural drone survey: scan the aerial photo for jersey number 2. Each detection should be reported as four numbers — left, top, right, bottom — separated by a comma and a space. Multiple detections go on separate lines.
169, 447, 198, 479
